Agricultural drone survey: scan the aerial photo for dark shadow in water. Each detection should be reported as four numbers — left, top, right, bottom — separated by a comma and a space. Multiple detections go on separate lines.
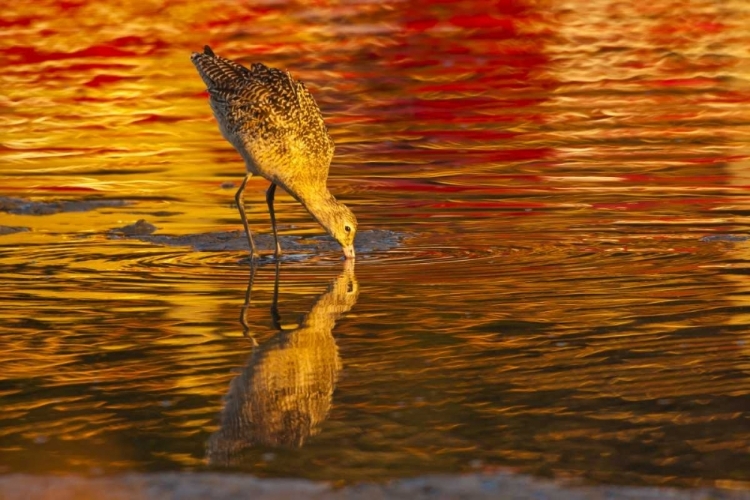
108, 219, 404, 256
207, 260, 359, 464
0, 225, 29, 235
0, 196, 129, 215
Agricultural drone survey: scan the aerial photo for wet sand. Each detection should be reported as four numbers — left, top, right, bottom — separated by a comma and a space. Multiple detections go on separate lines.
0, 196, 129, 216
109, 219, 405, 254
0, 196, 405, 255
0, 472, 747, 500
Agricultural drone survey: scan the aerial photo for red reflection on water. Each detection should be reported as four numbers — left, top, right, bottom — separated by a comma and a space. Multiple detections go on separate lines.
2, 35, 165, 65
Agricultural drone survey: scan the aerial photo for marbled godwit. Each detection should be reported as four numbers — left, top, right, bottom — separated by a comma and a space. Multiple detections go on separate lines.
190, 45, 357, 259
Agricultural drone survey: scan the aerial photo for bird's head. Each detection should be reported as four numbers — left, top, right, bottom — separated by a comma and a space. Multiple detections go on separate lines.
332, 203, 357, 259
315, 200, 357, 259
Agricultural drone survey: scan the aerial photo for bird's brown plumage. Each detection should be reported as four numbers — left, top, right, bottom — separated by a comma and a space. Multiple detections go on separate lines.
190, 46, 334, 192
190, 46, 356, 259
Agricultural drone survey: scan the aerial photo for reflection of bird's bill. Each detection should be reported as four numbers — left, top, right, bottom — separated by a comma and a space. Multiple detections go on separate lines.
343, 245, 355, 260
342, 256, 356, 274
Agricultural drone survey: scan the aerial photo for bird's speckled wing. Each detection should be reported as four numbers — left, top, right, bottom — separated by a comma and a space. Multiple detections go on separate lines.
190, 46, 334, 183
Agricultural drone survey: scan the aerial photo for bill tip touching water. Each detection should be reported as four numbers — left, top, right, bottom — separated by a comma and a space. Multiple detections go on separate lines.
190, 45, 357, 260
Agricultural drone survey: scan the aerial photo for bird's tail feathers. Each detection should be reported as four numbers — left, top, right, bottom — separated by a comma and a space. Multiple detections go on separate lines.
190, 45, 247, 89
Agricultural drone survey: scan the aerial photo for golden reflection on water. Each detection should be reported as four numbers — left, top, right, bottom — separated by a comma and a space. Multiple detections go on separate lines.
208, 260, 357, 462
0, 0, 749, 490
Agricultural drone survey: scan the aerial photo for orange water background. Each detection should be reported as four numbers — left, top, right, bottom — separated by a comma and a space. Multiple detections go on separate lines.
1, 0, 750, 489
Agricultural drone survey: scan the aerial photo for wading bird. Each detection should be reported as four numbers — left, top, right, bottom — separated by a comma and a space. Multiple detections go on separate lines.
190, 46, 357, 259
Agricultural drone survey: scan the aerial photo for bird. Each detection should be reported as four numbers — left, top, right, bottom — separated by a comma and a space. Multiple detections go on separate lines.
190, 45, 357, 259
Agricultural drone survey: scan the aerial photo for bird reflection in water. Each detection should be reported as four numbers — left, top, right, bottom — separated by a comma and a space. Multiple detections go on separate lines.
207, 260, 358, 464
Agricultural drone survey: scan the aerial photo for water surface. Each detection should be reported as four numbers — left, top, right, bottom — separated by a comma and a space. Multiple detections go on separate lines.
1, 0, 750, 490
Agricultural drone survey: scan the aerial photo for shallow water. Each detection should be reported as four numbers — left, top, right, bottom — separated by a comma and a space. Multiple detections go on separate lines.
1, 0, 750, 490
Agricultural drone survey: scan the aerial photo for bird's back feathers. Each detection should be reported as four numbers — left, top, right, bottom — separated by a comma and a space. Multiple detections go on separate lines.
190, 45, 334, 188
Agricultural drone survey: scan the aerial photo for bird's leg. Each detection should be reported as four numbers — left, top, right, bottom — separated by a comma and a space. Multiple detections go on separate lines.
266, 183, 282, 258
235, 174, 256, 258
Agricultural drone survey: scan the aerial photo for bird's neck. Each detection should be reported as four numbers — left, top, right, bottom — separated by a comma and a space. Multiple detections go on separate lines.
298, 189, 340, 232
298, 188, 337, 211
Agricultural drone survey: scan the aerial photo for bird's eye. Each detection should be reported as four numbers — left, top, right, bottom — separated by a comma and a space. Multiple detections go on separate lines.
344, 225, 352, 233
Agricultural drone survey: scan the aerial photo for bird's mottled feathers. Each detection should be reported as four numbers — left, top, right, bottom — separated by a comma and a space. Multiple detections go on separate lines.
190, 46, 335, 191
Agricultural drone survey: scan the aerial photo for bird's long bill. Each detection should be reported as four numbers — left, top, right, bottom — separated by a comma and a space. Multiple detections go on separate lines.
343, 245, 356, 259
